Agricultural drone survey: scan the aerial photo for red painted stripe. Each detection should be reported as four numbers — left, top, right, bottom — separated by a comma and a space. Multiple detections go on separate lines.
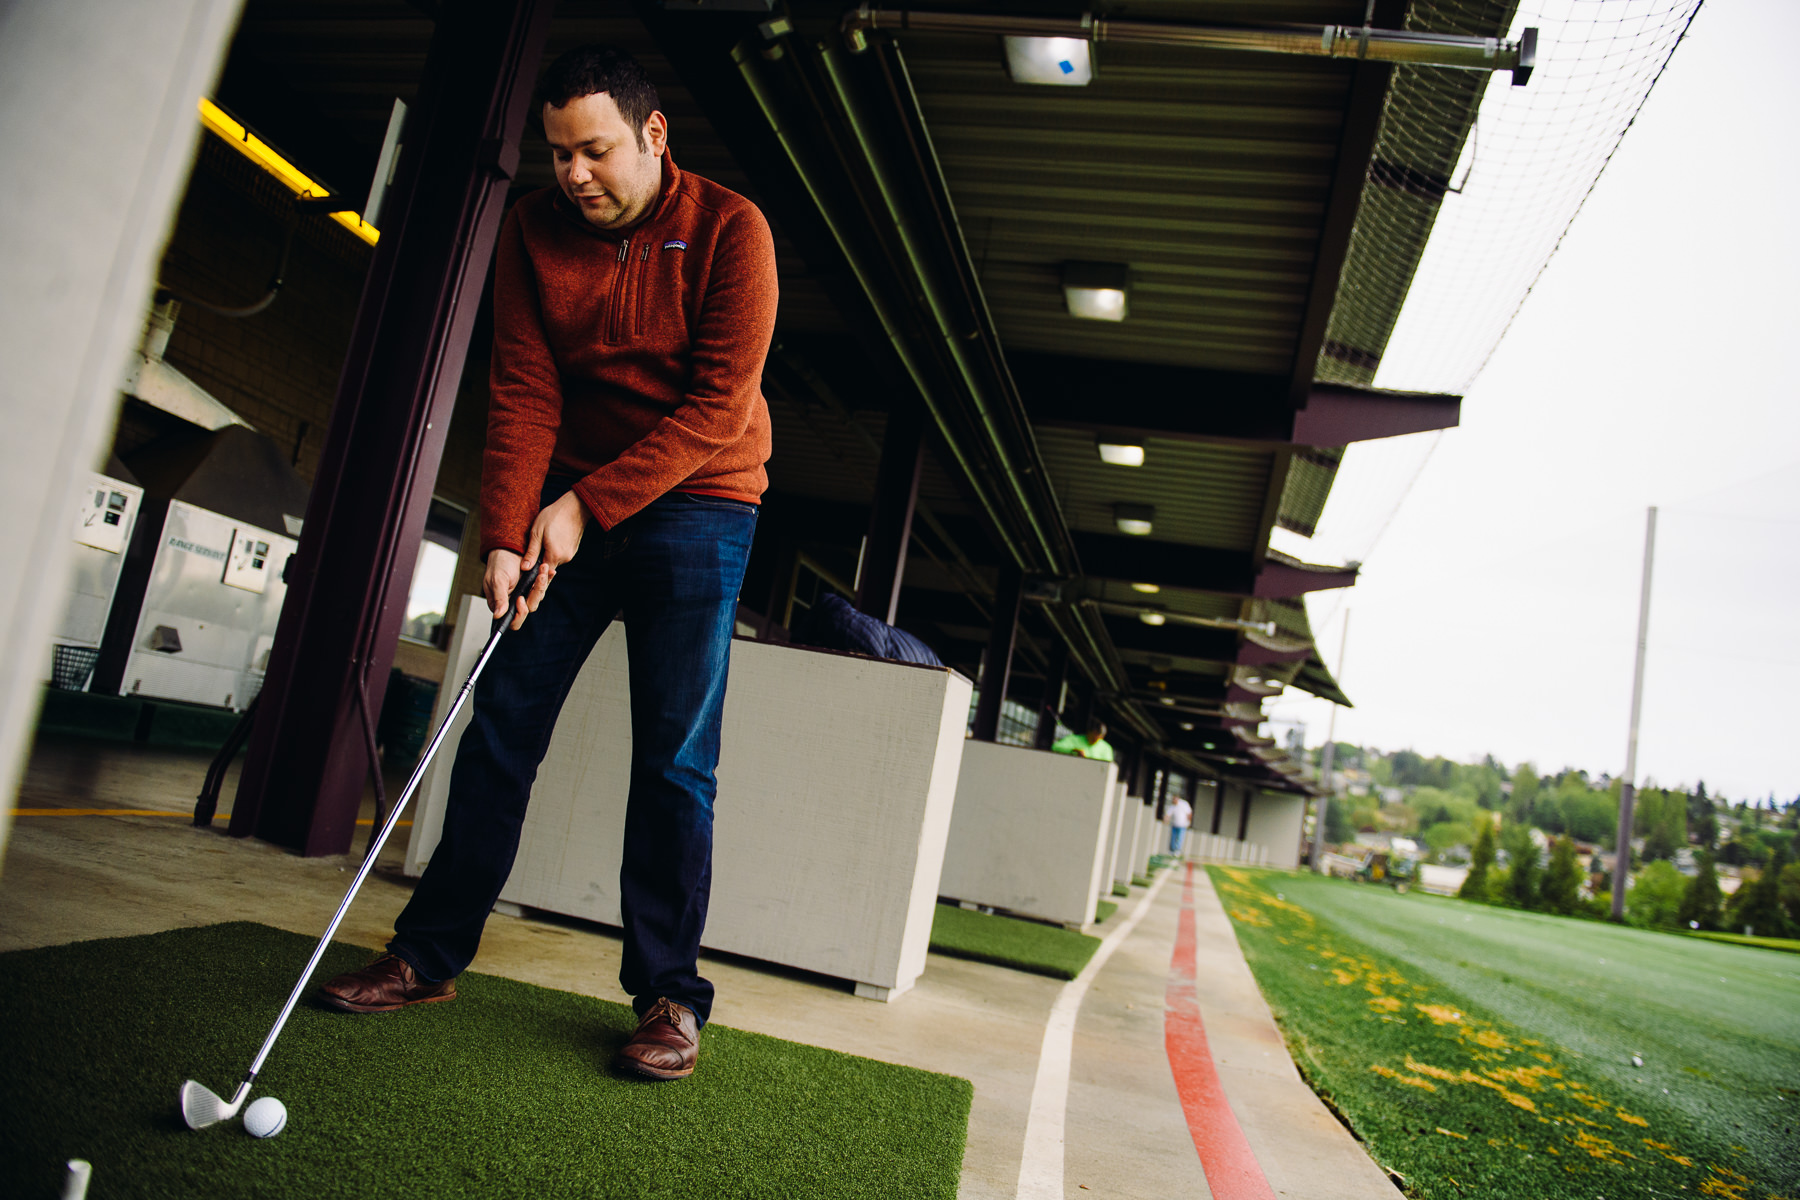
1166, 861, 1278, 1200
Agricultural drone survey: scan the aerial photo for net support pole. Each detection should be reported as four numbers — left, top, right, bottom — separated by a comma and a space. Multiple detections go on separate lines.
1309, 610, 1350, 872
1610, 507, 1657, 921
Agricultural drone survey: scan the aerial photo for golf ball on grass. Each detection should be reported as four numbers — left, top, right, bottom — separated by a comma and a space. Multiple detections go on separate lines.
244, 1097, 287, 1138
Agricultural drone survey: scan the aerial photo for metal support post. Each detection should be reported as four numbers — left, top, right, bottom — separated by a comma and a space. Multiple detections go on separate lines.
1032, 640, 1068, 749
970, 563, 1023, 742
855, 399, 925, 624
1611, 507, 1657, 920
232, 0, 555, 855
1309, 610, 1351, 872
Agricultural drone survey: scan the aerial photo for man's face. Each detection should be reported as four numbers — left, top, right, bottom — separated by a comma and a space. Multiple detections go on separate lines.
543, 91, 668, 232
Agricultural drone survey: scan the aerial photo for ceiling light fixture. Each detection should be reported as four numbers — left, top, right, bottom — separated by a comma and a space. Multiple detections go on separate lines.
1114, 503, 1154, 536
198, 98, 379, 246
1002, 36, 1093, 86
1063, 261, 1130, 321
1130, 582, 1160, 594
1180, 722, 1195, 731
1138, 611, 1166, 626
1159, 696, 1176, 706
1096, 437, 1144, 466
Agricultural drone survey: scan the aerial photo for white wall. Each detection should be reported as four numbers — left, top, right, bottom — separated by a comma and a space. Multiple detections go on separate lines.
0, 0, 242, 866
1245, 791, 1306, 869
938, 741, 1115, 929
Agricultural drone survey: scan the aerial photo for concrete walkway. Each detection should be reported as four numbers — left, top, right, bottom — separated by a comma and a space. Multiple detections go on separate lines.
1, 735, 1397, 1198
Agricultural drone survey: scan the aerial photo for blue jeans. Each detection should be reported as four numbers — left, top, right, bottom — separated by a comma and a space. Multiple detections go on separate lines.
1170, 826, 1187, 854
391, 485, 756, 1027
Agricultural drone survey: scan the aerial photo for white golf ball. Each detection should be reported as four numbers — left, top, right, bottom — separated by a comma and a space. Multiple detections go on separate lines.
243, 1096, 287, 1138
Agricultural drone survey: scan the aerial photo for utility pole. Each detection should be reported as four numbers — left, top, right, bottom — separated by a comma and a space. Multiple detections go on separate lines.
1611, 508, 1657, 921
1310, 610, 1351, 873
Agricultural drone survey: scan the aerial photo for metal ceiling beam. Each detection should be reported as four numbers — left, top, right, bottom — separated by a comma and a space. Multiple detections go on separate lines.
1013, 352, 1460, 446
1287, 0, 1406, 410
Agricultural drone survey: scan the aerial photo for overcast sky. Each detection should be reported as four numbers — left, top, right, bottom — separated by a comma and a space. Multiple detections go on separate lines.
1269, 0, 1800, 803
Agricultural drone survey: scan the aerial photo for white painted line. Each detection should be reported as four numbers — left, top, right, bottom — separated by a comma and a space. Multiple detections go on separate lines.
1015, 869, 1175, 1199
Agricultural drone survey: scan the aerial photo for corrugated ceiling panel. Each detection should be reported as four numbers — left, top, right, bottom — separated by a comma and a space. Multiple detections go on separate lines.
1034, 427, 1271, 550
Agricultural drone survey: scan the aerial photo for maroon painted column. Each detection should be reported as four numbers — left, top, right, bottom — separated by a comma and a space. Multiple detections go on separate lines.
232, 0, 555, 855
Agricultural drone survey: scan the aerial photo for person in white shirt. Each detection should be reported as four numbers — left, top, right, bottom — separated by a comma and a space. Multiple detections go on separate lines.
1168, 795, 1194, 855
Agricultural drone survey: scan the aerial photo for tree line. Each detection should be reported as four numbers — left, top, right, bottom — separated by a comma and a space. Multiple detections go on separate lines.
1316, 746, 1800, 938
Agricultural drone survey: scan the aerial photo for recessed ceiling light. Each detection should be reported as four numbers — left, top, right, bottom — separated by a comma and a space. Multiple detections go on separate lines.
1097, 438, 1145, 467
1063, 261, 1130, 321
1130, 582, 1160, 594
1139, 611, 1166, 626
1114, 503, 1154, 536
1003, 36, 1093, 86
1180, 722, 1195, 731
1159, 696, 1176, 706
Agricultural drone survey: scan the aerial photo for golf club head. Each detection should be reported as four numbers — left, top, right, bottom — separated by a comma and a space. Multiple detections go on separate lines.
179, 1079, 245, 1130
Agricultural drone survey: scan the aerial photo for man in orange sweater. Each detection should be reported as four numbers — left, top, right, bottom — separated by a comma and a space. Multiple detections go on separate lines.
321, 45, 776, 1081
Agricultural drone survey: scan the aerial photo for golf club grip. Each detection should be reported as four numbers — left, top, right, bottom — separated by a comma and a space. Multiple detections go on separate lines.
497, 562, 544, 628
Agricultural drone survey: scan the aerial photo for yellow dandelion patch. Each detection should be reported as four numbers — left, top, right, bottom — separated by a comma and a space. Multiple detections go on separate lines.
1403, 1058, 1460, 1083
1532, 1051, 1554, 1064
1370, 1063, 1439, 1091
1415, 1004, 1463, 1025
1368, 996, 1402, 1013
1330, 968, 1356, 985
1644, 1139, 1693, 1167
1700, 1175, 1750, 1200
1570, 1130, 1634, 1164
1484, 1064, 1560, 1091
1229, 907, 1271, 927
1473, 1028, 1511, 1050
1614, 1109, 1648, 1127
1435, 1127, 1467, 1139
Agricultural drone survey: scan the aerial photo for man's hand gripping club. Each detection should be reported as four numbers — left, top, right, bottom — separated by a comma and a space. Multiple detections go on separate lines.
485, 490, 589, 630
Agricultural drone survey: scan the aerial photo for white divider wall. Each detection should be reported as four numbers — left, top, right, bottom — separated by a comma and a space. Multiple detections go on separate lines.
937, 741, 1116, 930
1104, 783, 1129, 892
1190, 833, 1271, 865
1132, 801, 1157, 878
1245, 790, 1306, 869
1116, 799, 1145, 888
408, 597, 972, 1001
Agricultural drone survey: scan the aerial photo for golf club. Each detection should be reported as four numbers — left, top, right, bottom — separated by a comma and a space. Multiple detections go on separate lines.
180, 564, 544, 1131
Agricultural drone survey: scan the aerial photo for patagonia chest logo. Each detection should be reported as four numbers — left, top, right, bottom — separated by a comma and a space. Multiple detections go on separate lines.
662, 240, 688, 252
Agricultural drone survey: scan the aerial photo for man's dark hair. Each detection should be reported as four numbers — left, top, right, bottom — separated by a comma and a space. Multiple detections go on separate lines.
533, 45, 661, 150
1086, 721, 1107, 740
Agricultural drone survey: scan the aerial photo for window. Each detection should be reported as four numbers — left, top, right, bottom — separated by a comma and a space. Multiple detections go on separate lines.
401, 499, 467, 646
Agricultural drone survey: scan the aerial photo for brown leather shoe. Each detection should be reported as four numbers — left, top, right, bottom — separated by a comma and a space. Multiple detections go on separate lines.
319, 953, 456, 1014
615, 998, 699, 1080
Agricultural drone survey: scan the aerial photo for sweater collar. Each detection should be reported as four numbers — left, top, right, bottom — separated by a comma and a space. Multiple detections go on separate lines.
550, 149, 682, 241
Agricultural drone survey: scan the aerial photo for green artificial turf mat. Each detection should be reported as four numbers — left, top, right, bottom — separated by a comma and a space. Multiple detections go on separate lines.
0, 923, 972, 1200
1111, 883, 1129, 897
1209, 866, 1800, 1199
1093, 900, 1118, 925
929, 904, 1100, 980
1130, 875, 1152, 888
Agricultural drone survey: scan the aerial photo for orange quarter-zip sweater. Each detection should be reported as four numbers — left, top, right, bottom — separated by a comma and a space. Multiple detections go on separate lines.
480, 153, 777, 557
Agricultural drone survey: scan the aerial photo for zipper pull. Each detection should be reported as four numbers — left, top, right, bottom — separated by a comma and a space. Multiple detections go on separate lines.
617, 239, 629, 263
640, 243, 650, 262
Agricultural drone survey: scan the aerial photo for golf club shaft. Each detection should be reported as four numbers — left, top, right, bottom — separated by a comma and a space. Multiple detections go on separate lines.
237, 568, 541, 1086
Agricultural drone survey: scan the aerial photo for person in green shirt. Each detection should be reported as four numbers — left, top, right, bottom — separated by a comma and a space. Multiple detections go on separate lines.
1051, 721, 1114, 763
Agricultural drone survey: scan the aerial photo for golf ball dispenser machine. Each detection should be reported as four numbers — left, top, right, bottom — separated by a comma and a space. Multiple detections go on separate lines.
91, 426, 308, 712
47, 460, 146, 691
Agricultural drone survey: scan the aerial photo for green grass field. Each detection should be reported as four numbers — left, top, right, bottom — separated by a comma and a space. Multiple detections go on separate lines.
0, 923, 972, 1199
1210, 867, 1800, 1200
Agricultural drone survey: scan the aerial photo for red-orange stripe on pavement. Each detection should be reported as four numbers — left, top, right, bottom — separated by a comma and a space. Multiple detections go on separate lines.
1166, 860, 1277, 1200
